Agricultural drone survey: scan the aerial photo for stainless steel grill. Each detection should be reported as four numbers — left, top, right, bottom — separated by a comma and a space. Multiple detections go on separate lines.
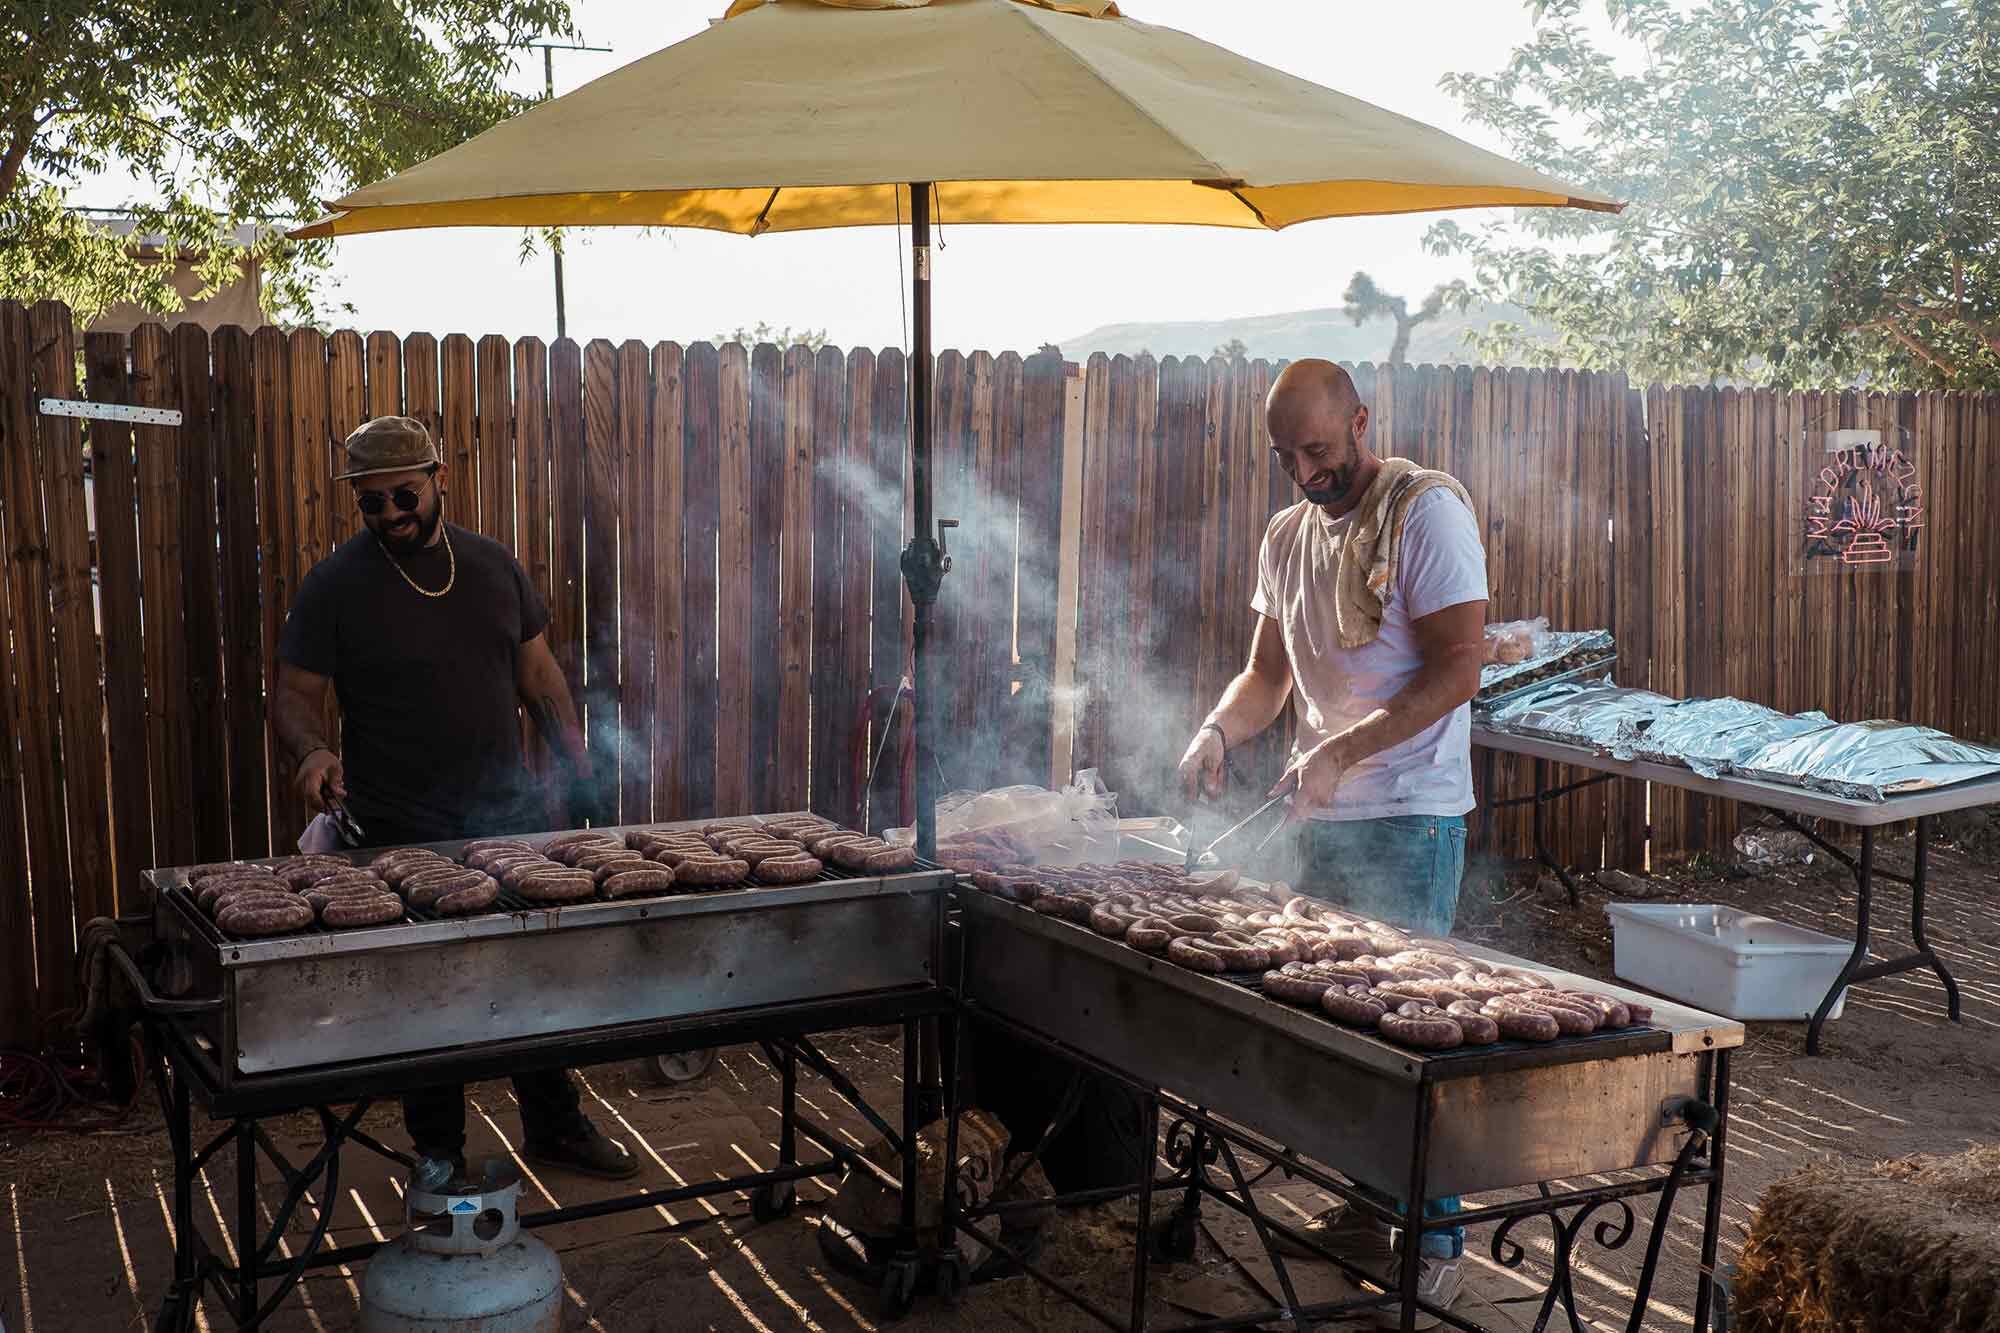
141, 816, 953, 1086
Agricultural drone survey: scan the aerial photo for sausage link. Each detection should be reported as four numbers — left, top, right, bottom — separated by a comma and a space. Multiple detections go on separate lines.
1319, 984, 1391, 1027
1444, 1000, 1501, 1045
589, 856, 651, 885
601, 868, 678, 899
515, 872, 597, 903
207, 886, 299, 916
673, 857, 749, 887
1124, 919, 1174, 952
408, 869, 488, 908
197, 877, 285, 910
321, 895, 405, 927
1558, 990, 1633, 1028
1260, 970, 1334, 1006
216, 896, 315, 937
433, 878, 500, 916
1377, 1002, 1465, 1051
1479, 999, 1561, 1042
862, 845, 917, 873
748, 853, 820, 884
499, 859, 563, 889
462, 837, 534, 856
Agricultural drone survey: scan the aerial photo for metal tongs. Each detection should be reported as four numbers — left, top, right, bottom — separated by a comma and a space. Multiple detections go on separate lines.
1184, 769, 1298, 872
323, 793, 367, 848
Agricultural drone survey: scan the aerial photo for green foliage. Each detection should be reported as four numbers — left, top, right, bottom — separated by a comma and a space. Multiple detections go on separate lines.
1430, 0, 2000, 389
1212, 337, 1249, 360
4, 0, 575, 324
1339, 271, 1472, 365
715, 322, 830, 352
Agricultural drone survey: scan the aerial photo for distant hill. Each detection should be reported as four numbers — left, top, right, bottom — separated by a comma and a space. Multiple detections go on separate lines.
1056, 300, 1558, 368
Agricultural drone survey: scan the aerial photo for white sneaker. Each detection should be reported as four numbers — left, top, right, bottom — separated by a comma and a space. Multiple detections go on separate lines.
1362, 1254, 1462, 1330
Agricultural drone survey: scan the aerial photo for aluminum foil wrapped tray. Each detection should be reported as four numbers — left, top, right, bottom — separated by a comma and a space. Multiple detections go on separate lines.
1478, 628, 1616, 701
1734, 720, 2000, 801
1630, 699, 1836, 780
1492, 684, 1679, 759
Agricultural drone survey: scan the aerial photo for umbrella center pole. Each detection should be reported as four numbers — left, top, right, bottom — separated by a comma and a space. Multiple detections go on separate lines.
901, 181, 951, 866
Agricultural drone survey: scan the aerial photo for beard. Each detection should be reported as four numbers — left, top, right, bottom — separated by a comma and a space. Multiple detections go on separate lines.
373, 503, 442, 556
1301, 461, 1359, 507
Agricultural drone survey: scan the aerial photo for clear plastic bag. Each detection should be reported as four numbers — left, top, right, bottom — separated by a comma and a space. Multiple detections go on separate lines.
1482, 615, 1550, 666
888, 770, 1121, 865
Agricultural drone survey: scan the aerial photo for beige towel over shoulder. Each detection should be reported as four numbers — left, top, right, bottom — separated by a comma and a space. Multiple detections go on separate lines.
1332, 457, 1476, 649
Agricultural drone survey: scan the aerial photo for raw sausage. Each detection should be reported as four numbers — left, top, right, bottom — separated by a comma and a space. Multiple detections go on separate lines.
1444, 1000, 1501, 1045
1319, 984, 1391, 1027
1479, 999, 1561, 1043
1378, 1001, 1465, 1051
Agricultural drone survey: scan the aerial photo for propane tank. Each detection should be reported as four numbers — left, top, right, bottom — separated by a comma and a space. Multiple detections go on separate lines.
359, 1157, 562, 1332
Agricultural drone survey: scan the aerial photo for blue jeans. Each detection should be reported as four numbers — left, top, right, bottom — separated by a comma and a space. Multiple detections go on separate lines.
1303, 814, 1469, 1259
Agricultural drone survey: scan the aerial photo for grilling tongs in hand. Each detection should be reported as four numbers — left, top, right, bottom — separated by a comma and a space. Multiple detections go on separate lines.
1184, 769, 1298, 873
323, 792, 367, 848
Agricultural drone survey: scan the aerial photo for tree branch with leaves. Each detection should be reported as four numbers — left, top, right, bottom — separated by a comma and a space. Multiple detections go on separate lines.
1426, 0, 2000, 390
2, 0, 576, 325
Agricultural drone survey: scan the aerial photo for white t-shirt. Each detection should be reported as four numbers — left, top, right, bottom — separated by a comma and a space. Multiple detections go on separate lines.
1251, 486, 1489, 820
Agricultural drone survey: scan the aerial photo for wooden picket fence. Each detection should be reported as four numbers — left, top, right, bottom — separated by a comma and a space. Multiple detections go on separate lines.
4, 298, 1998, 1045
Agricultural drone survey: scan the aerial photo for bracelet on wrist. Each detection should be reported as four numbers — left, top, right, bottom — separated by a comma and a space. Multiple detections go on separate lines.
1199, 721, 1228, 750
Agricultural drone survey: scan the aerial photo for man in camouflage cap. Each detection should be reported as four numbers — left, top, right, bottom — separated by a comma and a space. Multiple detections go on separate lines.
271, 414, 635, 1182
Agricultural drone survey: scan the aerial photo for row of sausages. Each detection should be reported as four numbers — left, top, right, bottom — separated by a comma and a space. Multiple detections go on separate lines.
963, 862, 1650, 1052
179, 817, 922, 938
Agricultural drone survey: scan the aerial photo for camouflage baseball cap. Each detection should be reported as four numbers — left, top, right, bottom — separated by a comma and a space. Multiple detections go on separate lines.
334, 415, 441, 481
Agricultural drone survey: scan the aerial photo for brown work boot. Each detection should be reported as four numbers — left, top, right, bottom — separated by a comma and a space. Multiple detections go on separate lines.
524, 1123, 640, 1180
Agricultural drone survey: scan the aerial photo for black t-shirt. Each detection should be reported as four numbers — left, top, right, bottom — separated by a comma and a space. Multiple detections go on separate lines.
278, 523, 550, 843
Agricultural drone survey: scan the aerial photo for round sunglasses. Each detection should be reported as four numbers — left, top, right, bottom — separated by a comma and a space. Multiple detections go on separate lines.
354, 471, 438, 516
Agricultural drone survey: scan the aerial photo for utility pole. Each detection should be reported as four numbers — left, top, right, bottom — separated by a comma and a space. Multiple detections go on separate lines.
508, 39, 613, 339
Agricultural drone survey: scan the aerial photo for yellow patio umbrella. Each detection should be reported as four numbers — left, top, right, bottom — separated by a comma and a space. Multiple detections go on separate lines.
295, 0, 1620, 855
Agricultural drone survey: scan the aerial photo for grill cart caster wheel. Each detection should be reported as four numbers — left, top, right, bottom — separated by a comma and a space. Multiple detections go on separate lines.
752, 1180, 796, 1223
648, 1047, 717, 1085
936, 1251, 970, 1307
879, 1255, 920, 1319
1151, 1210, 1199, 1263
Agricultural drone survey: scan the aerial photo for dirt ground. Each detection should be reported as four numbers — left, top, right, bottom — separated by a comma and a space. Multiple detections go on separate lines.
3, 820, 1995, 1333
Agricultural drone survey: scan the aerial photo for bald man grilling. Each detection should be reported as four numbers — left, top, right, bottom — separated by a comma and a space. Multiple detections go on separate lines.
1175, 359, 1487, 1324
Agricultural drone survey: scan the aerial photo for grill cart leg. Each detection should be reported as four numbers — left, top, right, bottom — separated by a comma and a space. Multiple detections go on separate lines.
1127, 1095, 1160, 1333
1692, 1049, 1733, 1333
879, 1019, 924, 1319
235, 1122, 258, 1325
153, 1062, 198, 1333
754, 1042, 799, 1222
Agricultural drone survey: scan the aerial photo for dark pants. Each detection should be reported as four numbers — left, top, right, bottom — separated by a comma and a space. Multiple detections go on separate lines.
360, 807, 586, 1161
403, 1069, 589, 1160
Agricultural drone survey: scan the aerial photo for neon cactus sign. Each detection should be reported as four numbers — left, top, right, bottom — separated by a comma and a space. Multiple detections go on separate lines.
1805, 429, 1921, 570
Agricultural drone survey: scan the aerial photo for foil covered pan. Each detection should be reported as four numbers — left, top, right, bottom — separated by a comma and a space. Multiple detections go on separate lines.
1630, 699, 1836, 780
1496, 684, 1679, 759
1735, 720, 2000, 801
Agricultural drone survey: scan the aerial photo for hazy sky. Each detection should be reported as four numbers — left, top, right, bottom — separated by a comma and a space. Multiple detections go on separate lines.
131, 1, 1610, 351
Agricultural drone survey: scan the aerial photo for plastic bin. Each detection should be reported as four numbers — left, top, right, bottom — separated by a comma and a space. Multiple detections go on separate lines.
1604, 902, 1851, 1022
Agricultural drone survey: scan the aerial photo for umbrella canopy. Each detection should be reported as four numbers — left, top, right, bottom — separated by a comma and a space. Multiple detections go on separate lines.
292, 0, 1619, 859
293, 0, 1616, 240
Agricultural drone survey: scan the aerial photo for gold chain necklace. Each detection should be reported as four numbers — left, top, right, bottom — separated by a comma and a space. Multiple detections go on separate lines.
378, 523, 456, 598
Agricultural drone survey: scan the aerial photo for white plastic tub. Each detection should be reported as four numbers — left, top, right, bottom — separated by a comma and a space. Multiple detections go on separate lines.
1603, 902, 1851, 1022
